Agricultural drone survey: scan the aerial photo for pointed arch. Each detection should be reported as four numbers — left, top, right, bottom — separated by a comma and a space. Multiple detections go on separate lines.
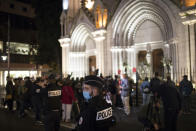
111, 0, 174, 46
70, 23, 94, 52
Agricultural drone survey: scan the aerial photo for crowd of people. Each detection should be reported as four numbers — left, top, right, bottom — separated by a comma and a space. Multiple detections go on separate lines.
1, 72, 195, 131
3, 74, 131, 131
139, 73, 193, 131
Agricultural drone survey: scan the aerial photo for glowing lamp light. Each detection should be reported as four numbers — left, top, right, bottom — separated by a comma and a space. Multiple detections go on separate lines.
184, 0, 196, 7
1, 55, 7, 61
85, 0, 94, 9
95, 6, 108, 29
63, 0, 69, 10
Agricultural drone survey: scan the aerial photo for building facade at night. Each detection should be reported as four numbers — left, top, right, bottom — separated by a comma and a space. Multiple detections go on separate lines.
0, 0, 39, 85
59, 0, 196, 82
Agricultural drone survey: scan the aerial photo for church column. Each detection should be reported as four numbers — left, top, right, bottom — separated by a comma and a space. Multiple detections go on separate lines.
92, 29, 107, 76
189, 24, 196, 81
59, 38, 71, 77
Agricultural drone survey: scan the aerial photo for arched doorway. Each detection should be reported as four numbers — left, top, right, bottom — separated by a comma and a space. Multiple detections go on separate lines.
69, 24, 96, 77
137, 49, 164, 78
111, 0, 174, 79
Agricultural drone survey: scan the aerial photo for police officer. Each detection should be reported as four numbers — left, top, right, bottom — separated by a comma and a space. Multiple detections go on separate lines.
41, 74, 61, 131
76, 75, 113, 131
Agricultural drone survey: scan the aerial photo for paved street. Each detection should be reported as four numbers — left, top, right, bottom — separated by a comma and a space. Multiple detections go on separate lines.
0, 109, 69, 131
1, 107, 196, 131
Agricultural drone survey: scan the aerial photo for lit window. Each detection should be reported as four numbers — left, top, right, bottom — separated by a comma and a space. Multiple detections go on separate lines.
6, 42, 30, 55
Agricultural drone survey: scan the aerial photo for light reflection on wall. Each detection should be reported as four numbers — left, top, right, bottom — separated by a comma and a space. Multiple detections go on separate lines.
68, 52, 86, 78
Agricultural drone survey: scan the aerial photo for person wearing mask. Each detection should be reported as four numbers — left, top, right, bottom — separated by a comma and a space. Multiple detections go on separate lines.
120, 74, 130, 115
41, 74, 61, 131
75, 75, 113, 131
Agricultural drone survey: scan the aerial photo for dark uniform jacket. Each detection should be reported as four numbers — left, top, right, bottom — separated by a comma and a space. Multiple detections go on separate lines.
32, 84, 42, 104
78, 95, 113, 131
179, 79, 193, 96
150, 77, 161, 93
158, 81, 182, 111
41, 83, 61, 112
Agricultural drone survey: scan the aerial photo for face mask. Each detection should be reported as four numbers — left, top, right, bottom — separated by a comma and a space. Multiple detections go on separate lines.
83, 91, 91, 100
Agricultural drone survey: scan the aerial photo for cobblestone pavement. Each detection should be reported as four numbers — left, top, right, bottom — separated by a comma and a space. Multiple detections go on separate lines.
1, 106, 196, 131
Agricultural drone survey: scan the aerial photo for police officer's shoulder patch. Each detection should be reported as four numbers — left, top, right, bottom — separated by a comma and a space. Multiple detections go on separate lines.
79, 117, 83, 125
96, 107, 112, 121
48, 90, 61, 97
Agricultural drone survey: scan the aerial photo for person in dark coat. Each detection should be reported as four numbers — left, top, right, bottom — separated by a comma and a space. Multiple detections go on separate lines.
157, 76, 182, 131
24, 77, 34, 109
41, 74, 62, 131
76, 75, 113, 131
179, 75, 193, 114
150, 72, 161, 93
5, 76, 14, 111
32, 78, 44, 124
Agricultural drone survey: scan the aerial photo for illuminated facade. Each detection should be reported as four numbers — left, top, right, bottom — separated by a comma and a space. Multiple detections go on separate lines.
59, 0, 196, 82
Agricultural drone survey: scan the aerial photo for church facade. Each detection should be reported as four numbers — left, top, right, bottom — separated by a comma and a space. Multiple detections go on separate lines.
59, 0, 196, 82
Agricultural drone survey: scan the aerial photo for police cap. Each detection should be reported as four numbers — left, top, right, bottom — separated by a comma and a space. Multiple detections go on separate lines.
84, 75, 104, 89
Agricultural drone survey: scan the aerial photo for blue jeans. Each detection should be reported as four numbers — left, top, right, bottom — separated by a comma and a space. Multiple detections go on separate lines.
142, 93, 150, 105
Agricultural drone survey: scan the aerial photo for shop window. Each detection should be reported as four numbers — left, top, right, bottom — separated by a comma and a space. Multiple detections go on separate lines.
6, 42, 30, 55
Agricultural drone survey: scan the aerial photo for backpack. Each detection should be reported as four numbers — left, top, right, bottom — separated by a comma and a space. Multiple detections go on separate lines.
182, 86, 191, 96
143, 85, 150, 94
181, 81, 192, 96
